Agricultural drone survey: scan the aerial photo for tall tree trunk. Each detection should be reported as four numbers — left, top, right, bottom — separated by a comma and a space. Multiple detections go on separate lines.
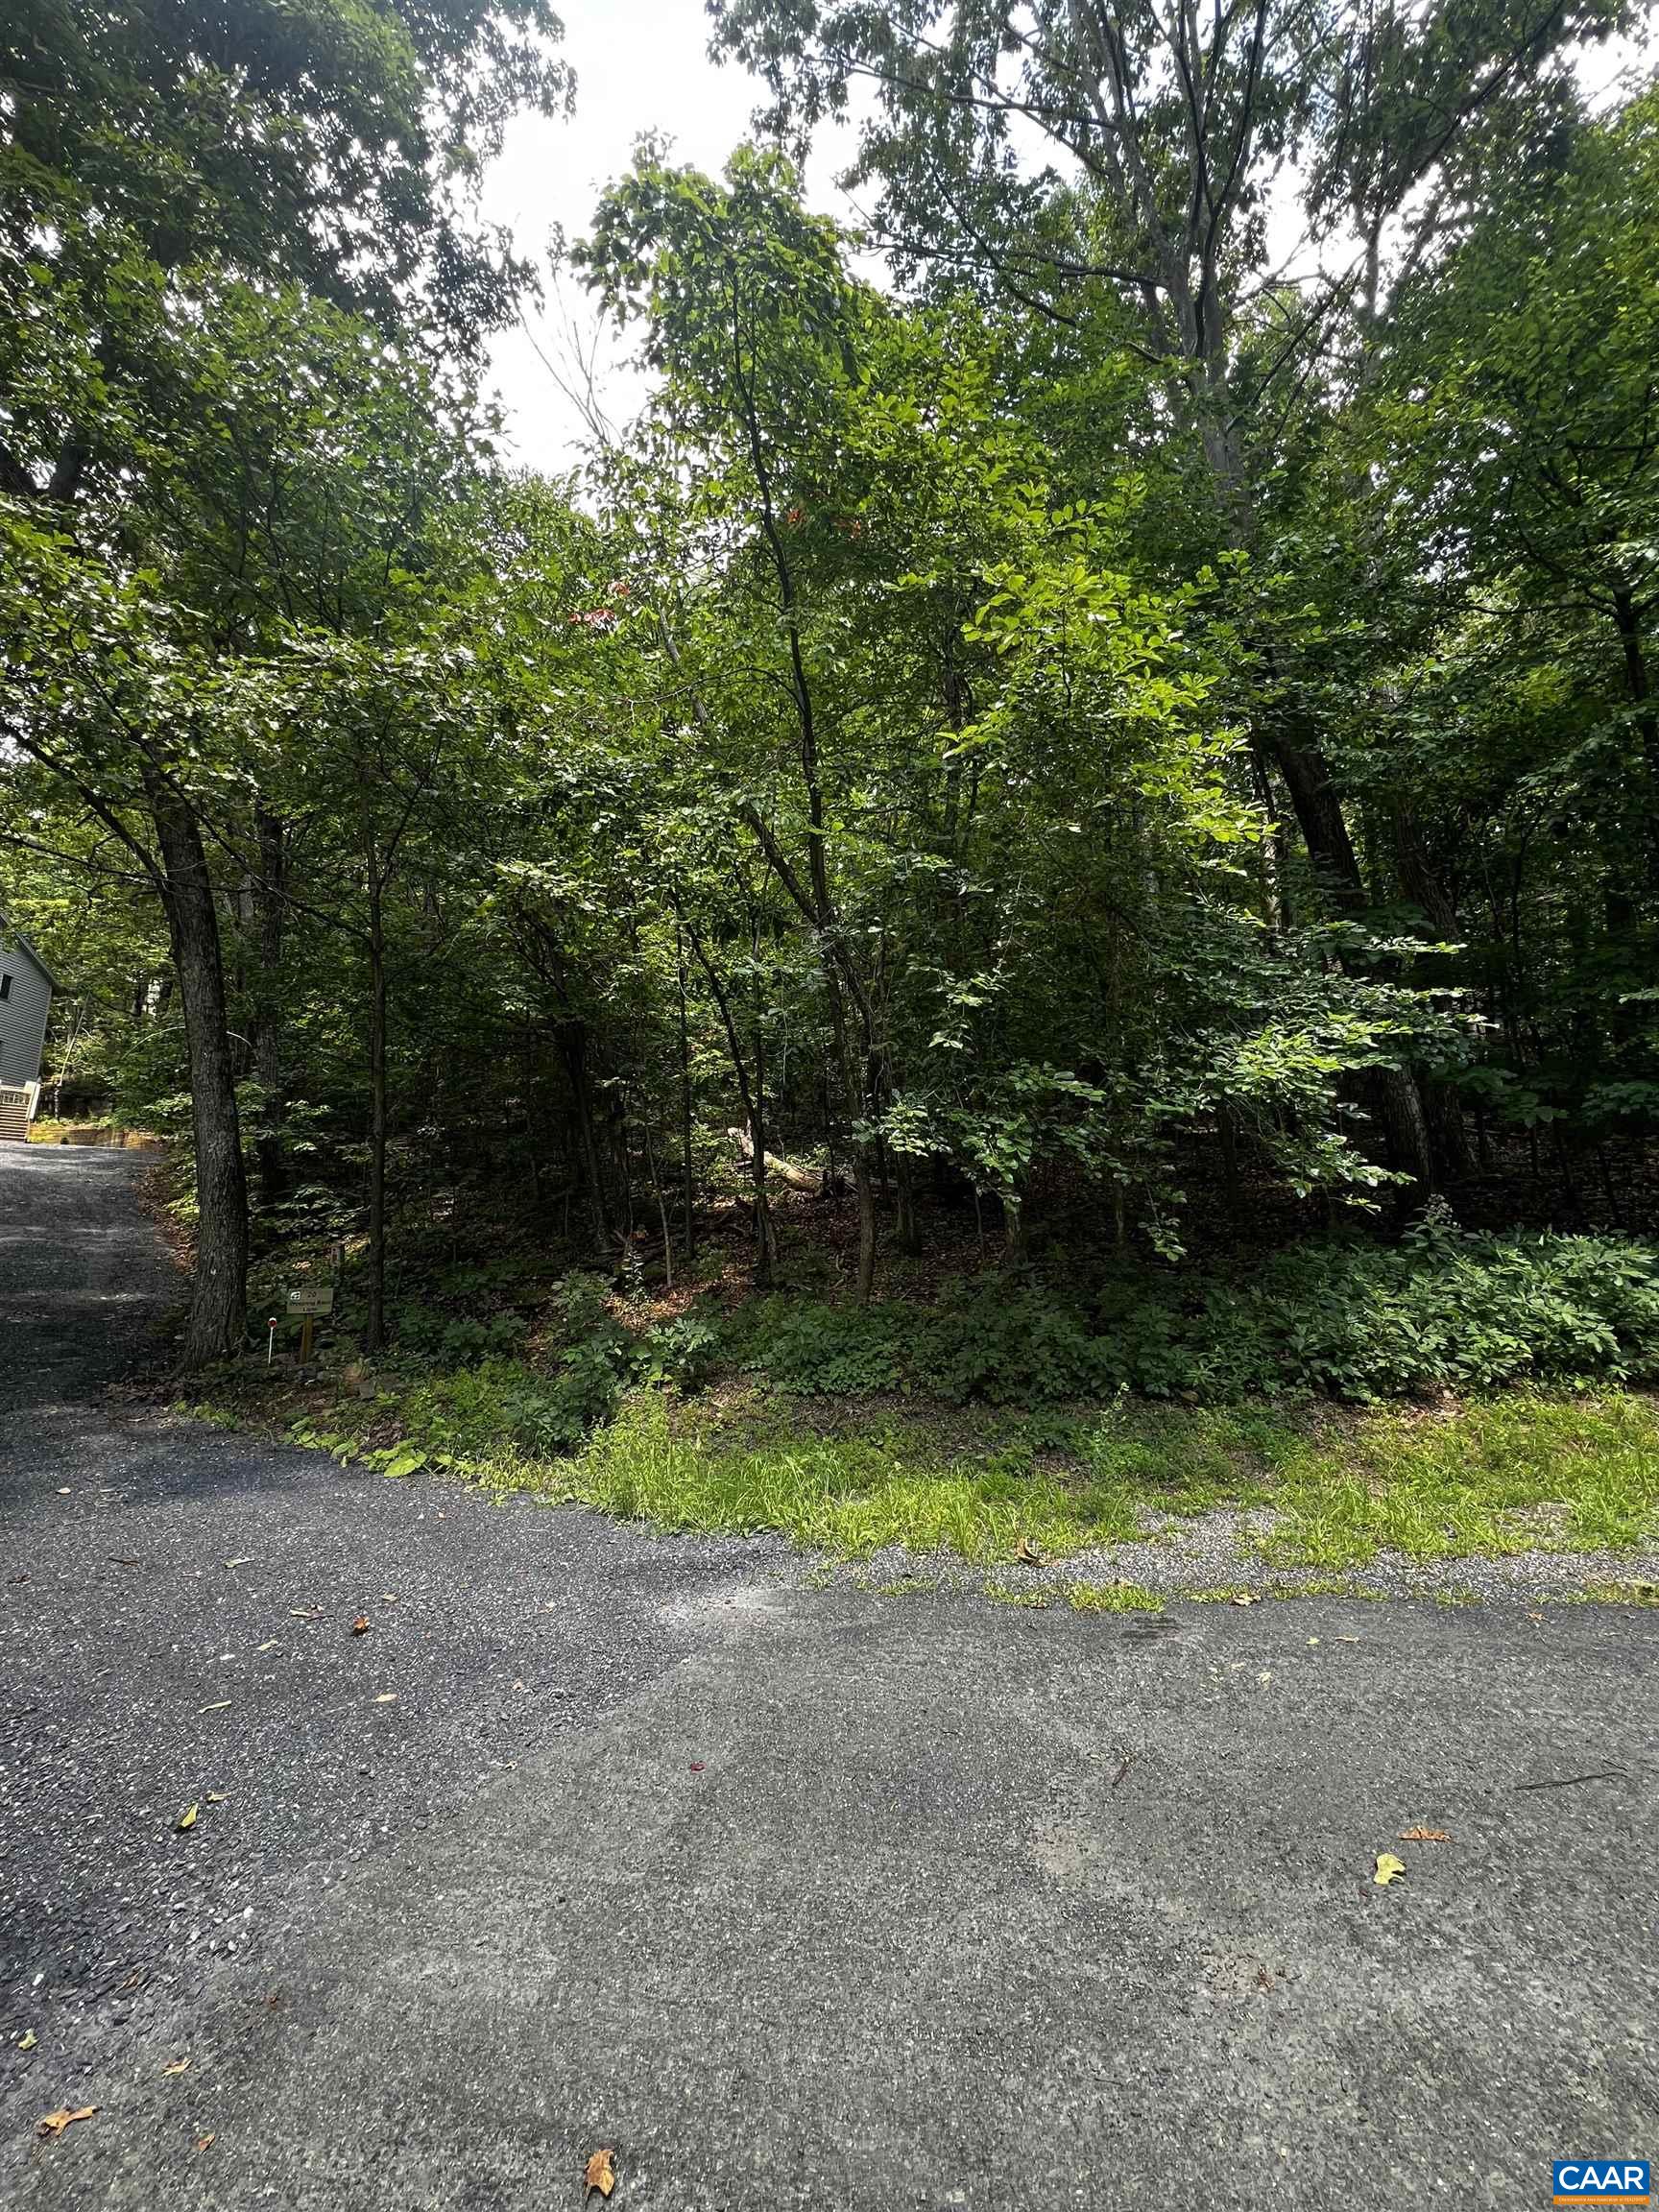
1262, 720, 1366, 921
684, 921, 775, 1286
1001, 1191, 1026, 1267
557, 1019, 612, 1262
364, 871, 388, 1355
641, 1099, 674, 1292
1372, 1067, 1434, 1201
144, 768, 248, 1366
1260, 713, 1435, 1190
750, 993, 777, 1286
1392, 806, 1477, 1182
251, 802, 289, 1208
735, 383, 880, 1300
841, 1003, 878, 1298
894, 1151, 921, 1256
1612, 589, 1659, 895
676, 923, 696, 1264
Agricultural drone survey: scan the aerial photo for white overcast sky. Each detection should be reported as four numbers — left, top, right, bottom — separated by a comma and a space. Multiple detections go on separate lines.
476, 0, 863, 475
477, 0, 1649, 477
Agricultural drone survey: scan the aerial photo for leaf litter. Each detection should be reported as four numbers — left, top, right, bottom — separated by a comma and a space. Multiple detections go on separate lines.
36, 2107, 97, 2138
585, 2148, 616, 2198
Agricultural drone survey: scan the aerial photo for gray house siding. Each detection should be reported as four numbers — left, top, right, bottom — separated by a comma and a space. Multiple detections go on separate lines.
0, 932, 54, 1087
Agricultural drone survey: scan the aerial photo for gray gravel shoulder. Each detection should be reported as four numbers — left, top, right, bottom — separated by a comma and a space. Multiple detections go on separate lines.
836, 1508, 1659, 1607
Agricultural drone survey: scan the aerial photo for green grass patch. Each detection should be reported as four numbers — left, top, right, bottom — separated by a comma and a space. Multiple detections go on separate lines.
1253, 1393, 1659, 1568
195, 1349, 1659, 1578
455, 1383, 1659, 1570
441, 1387, 1290, 1563
1066, 1582, 1166, 1613
1537, 1578, 1659, 1607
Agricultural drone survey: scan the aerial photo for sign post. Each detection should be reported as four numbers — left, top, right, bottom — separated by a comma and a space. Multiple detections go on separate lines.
286, 1284, 335, 1363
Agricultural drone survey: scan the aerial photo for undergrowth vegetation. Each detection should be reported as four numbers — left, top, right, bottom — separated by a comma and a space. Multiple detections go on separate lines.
257, 1370, 1659, 1574
197, 1224, 1659, 1575
281, 1223, 1659, 1430
718, 1229, 1659, 1404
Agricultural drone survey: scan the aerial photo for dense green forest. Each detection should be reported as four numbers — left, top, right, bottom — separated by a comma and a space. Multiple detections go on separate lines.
5, 0, 1659, 1427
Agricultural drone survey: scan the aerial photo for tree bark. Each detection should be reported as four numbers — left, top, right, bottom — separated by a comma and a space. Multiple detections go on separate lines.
251, 802, 289, 1208
144, 768, 248, 1366
363, 868, 389, 1355
1372, 1065, 1435, 1199
1392, 805, 1476, 1182
1612, 589, 1659, 893
894, 1154, 921, 1255
733, 363, 880, 1299
750, 994, 778, 1285
1262, 721, 1366, 921
556, 1019, 613, 1262
676, 923, 696, 1263
1258, 709, 1436, 1190
684, 922, 775, 1285
641, 1099, 674, 1291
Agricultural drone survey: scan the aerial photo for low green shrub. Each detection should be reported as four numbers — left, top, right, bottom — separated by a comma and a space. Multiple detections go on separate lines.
394, 1304, 529, 1364
721, 1230, 1659, 1405
349, 1232, 1659, 1469
398, 1358, 601, 1456
1208, 1229, 1659, 1400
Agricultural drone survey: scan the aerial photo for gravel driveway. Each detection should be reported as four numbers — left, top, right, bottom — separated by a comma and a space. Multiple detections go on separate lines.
2, 1144, 1655, 2209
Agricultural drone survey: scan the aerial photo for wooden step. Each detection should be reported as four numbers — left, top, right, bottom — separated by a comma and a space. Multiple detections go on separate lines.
0, 1085, 34, 1142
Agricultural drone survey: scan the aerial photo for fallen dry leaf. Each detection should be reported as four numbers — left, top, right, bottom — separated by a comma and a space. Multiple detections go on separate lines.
255, 1639, 279, 1653
176, 1803, 199, 1833
350, 1616, 370, 1636
223, 1558, 252, 1569
585, 2148, 616, 2199
373, 1694, 397, 1704
1373, 1852, 1407, 1887
18, 2029, 37, 2052
194, 2134, 215, 2153
161, 2056, 191, 2078
36, 2106, 97, 2138
288, 1608, 319, 1620
1231, 1593, 1257, 1607
1398, 1826, 1451, 1843
200, 1699, 232, 1713
206, 1791, 228, 1804
1014, 1536, 1042, 1564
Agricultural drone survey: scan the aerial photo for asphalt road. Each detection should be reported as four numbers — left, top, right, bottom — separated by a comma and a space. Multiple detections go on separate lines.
1, 1143, 1655, 2209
